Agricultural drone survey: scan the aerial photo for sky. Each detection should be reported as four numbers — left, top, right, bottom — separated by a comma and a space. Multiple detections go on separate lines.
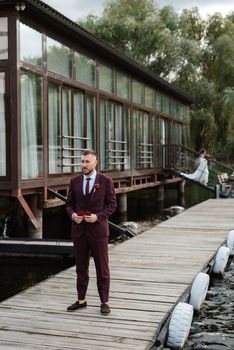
43, 0, 234, 21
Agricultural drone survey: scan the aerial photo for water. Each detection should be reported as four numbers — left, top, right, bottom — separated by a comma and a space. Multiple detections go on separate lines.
0, 256, 74, 302
184, 260, 234, 350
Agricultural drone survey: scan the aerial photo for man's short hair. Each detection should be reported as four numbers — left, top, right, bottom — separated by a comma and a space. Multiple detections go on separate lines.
82, 149, 97, 158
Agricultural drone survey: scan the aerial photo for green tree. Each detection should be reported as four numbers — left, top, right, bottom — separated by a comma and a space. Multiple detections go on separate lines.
79, 0, 182, 77
79, 1, 234, 161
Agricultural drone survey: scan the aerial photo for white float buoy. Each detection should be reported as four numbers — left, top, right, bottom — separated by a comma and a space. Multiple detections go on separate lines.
189, 272, 210, 311
170, 206, 185, 215
166, 302, 194, 349
227, 230, 234, 255
212, 246, 230, 274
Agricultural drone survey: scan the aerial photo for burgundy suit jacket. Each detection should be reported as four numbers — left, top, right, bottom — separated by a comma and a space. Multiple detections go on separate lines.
66, 172, 117, 239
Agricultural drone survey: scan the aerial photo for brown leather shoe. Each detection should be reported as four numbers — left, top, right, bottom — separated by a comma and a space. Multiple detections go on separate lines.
67, 301, 87, 312
100, 303, 111, 315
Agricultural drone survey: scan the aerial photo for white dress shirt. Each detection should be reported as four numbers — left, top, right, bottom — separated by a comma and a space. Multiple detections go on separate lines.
83, 170, 97, 195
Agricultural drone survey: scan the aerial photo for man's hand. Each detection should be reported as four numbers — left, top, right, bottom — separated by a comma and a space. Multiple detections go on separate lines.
84, 213, 97, 223
72, 213, 83, 224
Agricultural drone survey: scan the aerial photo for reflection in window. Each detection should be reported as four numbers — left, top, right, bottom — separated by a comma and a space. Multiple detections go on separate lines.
74, 92, 84, 172
75, 52, 96, 87
172, 122, 182, 145
116, 71, 129, 100
0, 18, 8, 59
123, 107, 130, 169
99, 99, 130, 171
132, 80, 144, 105
20, 22, 42, 66
87, 96, 96, 150
99, 64, 114, 93
164, 95, 170, 115
133, 110, 153, 168
145, 86, 155, 108
48, 84, 61, 174
155, 117, 165, 168
47, 37, 72, 78
0, 73, 6, 176
156, 91, 163, 112
62, 89, 72, 173
21, 73, 43, 179
99, 100, 107, 170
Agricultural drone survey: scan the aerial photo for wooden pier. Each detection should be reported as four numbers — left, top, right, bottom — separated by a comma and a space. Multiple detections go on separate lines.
0, 199, 234, 350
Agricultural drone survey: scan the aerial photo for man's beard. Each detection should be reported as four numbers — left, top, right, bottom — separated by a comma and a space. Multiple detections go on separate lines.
82, 167, 94, 176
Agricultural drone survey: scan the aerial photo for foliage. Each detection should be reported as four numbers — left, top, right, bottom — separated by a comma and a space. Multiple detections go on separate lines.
78, 1, 234, 162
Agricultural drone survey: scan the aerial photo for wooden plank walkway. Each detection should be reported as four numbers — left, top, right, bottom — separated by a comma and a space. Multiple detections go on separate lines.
0, 198, 234, 350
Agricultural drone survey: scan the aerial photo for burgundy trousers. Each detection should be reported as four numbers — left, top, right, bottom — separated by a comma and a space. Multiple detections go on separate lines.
73, 230, 110, 304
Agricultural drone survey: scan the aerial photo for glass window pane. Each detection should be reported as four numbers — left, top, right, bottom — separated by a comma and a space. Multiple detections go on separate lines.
133, 110, 138, 168
20, 23, 42, 66
0, 18, 8, 59
114, 104, 122, 171
87, 96, 96, 150
116, 71, 129, 100
164, 95, 170, 114
99, 99, 108, 170
21, 73, 43, 179
47, 37, 72, 78
62, 89, 72, 173
145, 86, 155, 108
123, 107, 130, 169
75, 52, 96, 87
0, 72, 6, 176
132, 80, 144, 105
48, 84, 61, 174
108, 102, 115, 171
156, 91, 163, 112
74, 91, 84, 172
99, 64, 114, 93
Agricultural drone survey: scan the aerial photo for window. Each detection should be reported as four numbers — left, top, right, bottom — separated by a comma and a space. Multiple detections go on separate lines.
21, 72, 43, 179
47, 37, 72, 78
133, 110, 153, 168
132, 80, 144, 105
48, 84, 61, 174
99, 64, 114, 93
100, 100, 130, 171
156, 91, 163, 112
75, 52, 96, 87
145, 86, 155, 108
0, 18, 8, 59
87, 95, 96, 150
0, 72, 6, 176
155, 117, 165, 168
62, 88, 72, 173
164, 95, 170, 115
20, 23, 42, 66
48, 84, 96, 174
99, 100, 108, 170
116, 71, 129, 100
74, 91, 85, 172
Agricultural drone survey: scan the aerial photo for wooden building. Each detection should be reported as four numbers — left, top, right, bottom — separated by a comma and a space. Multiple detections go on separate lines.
0, 0, 197, 238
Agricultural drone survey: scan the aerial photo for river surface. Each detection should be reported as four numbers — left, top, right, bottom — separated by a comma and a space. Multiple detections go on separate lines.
0, 184, 233, 350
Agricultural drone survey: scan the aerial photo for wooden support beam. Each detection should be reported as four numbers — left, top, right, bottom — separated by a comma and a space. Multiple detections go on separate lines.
16, 195, 39, 229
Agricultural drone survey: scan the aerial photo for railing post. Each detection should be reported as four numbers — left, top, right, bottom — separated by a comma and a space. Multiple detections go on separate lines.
215, 184, 220, 199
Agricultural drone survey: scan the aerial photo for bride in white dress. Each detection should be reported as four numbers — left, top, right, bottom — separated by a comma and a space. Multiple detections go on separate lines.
181, 149, 209, 185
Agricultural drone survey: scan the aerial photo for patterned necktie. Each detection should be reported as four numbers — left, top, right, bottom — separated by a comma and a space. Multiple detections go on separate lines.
85, 178, 91, 196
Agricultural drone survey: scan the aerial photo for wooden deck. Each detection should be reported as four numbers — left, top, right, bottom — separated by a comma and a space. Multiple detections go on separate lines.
0, 199, 234, 349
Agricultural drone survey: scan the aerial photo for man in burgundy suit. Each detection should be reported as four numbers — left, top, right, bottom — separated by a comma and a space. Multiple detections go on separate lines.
66, 149, 117, 315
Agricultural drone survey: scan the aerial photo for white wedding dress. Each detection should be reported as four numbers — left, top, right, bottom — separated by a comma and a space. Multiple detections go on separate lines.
181, 156, 209, 185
